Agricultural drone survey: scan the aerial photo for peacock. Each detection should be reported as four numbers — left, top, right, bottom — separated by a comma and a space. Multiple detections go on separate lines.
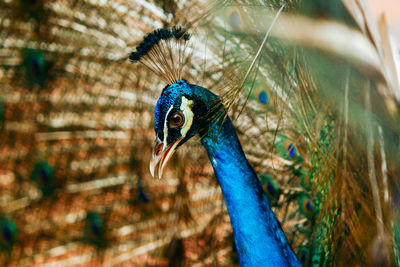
129, 0, 400, 266
1, 0, 400, 266
129, 27, 301, 266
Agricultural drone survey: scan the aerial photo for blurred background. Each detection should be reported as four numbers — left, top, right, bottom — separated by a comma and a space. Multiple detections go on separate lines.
0, 0, 399, 266
367, 0, 400, 43
0, 0, 242, 266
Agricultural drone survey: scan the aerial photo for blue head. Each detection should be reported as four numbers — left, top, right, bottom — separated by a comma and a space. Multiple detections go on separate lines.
128, 28, 222, 177
150, 80, 221, 178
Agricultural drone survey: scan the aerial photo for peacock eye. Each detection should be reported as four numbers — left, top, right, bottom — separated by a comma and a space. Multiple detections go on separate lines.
169, 110, 185, 128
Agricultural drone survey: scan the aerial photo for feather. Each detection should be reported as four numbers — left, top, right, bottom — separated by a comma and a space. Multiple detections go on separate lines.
1, 0, 399, 266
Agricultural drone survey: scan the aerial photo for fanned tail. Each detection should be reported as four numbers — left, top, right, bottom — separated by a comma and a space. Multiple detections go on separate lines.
198, 0, 400, 265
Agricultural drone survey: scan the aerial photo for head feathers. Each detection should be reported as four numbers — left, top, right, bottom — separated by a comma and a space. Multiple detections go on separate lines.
129, 27, 191, 85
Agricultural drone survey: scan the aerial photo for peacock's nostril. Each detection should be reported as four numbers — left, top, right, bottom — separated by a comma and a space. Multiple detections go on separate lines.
155, 143, 163, 155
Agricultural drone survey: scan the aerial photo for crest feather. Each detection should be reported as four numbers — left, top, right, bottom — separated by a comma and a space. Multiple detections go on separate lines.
129, 27, 191, 85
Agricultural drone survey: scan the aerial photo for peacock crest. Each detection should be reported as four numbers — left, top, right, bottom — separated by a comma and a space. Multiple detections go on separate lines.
129, 27, 191, 85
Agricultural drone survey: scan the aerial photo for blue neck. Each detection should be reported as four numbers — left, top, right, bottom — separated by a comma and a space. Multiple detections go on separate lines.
201, 115, 300, 267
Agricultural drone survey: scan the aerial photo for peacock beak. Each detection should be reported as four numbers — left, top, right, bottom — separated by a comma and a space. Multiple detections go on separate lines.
150, 137, 183, 179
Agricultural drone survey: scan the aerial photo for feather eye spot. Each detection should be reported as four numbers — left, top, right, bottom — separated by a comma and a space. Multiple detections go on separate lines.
139, 188, 150, 203
27, 0, 41, 11
297, 247, 310, 265
262, 176, 281, 205
0, 218, 17, 249
225, 7, 245, 33
39, 168, 49, 184
283, 140, 297, 160
30, 58, 42, 77
301, 251, 307, 262
84, 212, 105, 247
90, 222, 100, 236
30, 161, 55, 196
288, 144, 296, 158
305, 173, 311, 188
23, 49, 47, 87
229, 10, 241, 32
2, 226, 12, 242
306, 200, 312, 212
299, 195, 315, 218
301, 171, 312, 190
267, 182, 275, 196
253, 87, 271, 105
258, 90, 269, 104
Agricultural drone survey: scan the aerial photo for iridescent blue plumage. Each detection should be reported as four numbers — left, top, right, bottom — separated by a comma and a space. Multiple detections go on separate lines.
153, 80, 300, 266
129, 26, 300, 266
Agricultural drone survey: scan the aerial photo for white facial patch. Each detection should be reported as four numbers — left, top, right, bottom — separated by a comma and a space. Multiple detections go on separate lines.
162, 105, 174, 151
180, 96, 194, 137
162, 96, 193, 151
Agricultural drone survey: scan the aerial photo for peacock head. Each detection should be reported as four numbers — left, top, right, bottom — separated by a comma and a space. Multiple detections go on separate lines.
129, 27, 222, 178
150, 79, 220, 178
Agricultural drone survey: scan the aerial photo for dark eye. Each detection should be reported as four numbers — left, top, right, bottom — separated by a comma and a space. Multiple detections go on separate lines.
169, 110, 184, 128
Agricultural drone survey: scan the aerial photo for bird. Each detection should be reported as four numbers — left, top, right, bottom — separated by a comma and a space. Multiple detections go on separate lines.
1, 0, 400, 266
130, 27, 301, 266
129, 0, 400, 265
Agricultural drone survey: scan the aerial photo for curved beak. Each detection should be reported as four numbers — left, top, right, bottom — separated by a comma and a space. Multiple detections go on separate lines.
150, 137, 183, 179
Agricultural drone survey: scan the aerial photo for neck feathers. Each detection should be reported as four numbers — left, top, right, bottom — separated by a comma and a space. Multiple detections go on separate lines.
201, 115, 300, 266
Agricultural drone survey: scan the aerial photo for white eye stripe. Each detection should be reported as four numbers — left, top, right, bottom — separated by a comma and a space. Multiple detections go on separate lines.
180, 96, 194, 137
163, 96, 194, 149
163, 105, 174, 151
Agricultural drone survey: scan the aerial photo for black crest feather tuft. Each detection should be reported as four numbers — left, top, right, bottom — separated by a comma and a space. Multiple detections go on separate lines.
129, 27, 190, 63
129, 26, 191, 84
